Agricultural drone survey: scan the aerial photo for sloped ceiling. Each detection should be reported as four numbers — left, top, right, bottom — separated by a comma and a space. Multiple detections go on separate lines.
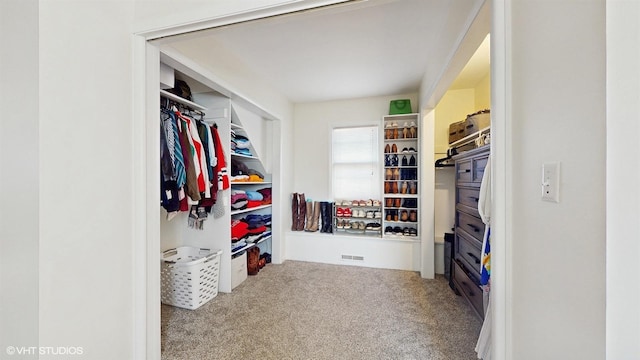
160, 0, 489, 104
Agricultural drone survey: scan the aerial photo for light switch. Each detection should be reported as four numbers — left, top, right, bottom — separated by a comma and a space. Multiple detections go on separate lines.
542, 162, 560, 203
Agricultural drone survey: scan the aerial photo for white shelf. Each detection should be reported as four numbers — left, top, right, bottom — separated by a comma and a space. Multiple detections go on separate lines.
231, 235, 272, 256
230, 152, 260, 160
231, 181, 272, 185
160, 89, 207, 111
231, 204, 272, 216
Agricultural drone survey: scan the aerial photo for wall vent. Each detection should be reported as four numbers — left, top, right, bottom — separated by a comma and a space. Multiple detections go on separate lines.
341, 254, 364, 261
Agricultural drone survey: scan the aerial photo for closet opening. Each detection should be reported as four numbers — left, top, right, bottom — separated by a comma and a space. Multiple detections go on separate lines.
134, 0, 507, 358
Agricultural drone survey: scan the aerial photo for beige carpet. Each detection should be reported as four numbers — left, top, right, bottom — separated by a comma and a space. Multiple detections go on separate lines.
161, 260, 482, 360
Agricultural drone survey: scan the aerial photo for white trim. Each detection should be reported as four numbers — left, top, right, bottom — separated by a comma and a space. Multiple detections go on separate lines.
490, 0, 511, 359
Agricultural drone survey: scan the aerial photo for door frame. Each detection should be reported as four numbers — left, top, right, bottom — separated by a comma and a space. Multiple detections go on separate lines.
131, 1, 510, 358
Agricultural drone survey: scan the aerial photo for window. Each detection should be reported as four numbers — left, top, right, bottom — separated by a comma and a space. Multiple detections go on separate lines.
332, 126, 380, 200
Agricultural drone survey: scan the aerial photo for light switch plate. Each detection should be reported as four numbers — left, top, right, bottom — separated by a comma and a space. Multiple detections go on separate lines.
542, 162, 560, 203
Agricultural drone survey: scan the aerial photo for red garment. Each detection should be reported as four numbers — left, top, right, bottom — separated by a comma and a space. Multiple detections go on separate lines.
247, 200, 262, 208
211, 126, 230, 191
231, 219, 249, 242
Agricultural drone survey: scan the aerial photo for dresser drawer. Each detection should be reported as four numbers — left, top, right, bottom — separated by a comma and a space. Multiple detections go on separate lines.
456, 159, 472, 183
473, 155, 489, 183
453, 259, 484, 319
456, 211, 485, 243
455, 229, 482, 279
457, 187, 480, 211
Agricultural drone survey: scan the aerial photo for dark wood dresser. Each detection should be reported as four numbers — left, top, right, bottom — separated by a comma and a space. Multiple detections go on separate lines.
452, 145, 489, 319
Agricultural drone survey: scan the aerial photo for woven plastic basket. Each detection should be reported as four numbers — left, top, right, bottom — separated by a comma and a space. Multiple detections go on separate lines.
161, 246, 222, 310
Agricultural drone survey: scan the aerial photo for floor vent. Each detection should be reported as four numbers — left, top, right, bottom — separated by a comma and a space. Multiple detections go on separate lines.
341, 254, 364, 261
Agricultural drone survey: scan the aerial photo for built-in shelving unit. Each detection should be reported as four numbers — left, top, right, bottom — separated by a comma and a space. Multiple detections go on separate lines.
382, 113, 420, 239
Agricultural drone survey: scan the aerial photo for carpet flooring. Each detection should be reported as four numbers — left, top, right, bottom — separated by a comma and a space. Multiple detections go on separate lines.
161, 260, 482, 360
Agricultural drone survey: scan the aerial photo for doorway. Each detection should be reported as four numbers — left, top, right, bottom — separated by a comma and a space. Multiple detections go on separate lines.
133, 1, 505, 358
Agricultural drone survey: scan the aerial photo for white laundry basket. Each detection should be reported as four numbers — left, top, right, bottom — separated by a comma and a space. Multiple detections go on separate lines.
161, 246, 222, 310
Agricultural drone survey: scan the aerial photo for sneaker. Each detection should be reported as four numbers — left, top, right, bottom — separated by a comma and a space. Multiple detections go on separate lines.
374, 211, 382, 219
372, 199, 381, 207
366, 199, 373, 206
385, 226, 393, 234
366, 211, 374, 219
344, 208, 352, 217
336, 219, 343, 229
359, 200, 367, 207
336, 207, 344, 217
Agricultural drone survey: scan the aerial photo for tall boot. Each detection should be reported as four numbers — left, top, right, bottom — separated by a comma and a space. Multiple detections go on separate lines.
304, 200, 313, 231
308, 201, 321, 232
324, 202, 334, 233
291, 193, 298, 231
296, 193, 306, 231
319, 201, 327, 233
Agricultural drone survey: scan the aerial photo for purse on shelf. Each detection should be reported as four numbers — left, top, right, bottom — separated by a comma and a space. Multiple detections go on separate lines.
389, 99, 412, 115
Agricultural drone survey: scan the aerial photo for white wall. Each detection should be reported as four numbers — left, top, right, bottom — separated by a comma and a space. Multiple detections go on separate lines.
292, 93, 418, 200
37, 1, 137, 358
0, 1, 39, 357
606, 1, 640, 358
508, 1, 606, 358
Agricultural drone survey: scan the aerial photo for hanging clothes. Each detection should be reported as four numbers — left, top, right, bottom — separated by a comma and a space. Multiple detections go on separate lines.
476, 158, 492, 360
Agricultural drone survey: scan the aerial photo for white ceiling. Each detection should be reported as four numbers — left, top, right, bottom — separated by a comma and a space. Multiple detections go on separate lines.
161, 0, 489, 104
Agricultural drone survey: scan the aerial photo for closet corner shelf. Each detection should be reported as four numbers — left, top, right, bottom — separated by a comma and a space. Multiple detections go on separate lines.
159, 89, 207, 111
231, 235, 272, 256
231, 204, 272, 216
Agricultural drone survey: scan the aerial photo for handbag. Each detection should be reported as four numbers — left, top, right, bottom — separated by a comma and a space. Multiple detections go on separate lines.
389, 99, 412, 115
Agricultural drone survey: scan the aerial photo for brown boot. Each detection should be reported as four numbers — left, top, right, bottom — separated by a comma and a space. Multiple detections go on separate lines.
297, 193, 306, 230
247, 247, 260, 275
291, 193, 298, 231
304, 200, 313, 231
309, 201, 321, 231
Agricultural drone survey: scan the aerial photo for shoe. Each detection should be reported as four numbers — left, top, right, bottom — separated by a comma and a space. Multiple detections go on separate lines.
409, 122, 417, 138
385, 198, 393, 207
365, 199, 373, 206
409, 228, 418, 236
393, 168, 400, 180
291, 193, 299, 231
372, 199, 381, 207
336, 219, 343, 229
409, 210, 417, 222
341, 200, 351, 206
374, 211, 382, 218
351, 221, 358, 230
394, 226, 403, 235
384, 144, 390, 153
402, 127, 408, 139
400, 210, 409, 221
359, 200, 367, 207
297, 193, 306, 231
366, 211, 374, 219
409, 155, 416, 166
336, 207, 344, 217
392, 182, 399, 194
393, 210, 399, 222
410, 182, 417, 194
343, 208, 352, 217
402, 156, 408, 166
384, 182, 391, 194
394, 198, 401, 208
385, 226, 393, 234
393, 128, 399, 139
409, 147, 416, 152
392, 155, 399, 166
402, 147, 409, 153
401, 182, 408, 194
403, 227, 411, 236
391, 144, 398, 153
385, 210, 391, 221
385, 168, 393, 180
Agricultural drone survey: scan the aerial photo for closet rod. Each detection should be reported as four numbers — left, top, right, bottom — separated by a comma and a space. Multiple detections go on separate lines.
160, 89, 207, 112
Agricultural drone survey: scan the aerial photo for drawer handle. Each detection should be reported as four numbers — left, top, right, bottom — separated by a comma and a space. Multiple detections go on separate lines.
467, 252, 481, 264
458, 169, 471, 174
468, 196, 479, 202
466, 223, 481, 233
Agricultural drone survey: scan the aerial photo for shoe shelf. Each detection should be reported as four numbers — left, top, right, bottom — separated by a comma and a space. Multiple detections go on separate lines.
382, 113, 420, 240
333, 201, 383, 236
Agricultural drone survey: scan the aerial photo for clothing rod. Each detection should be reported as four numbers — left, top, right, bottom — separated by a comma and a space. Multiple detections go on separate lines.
160, 89, 207, 112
